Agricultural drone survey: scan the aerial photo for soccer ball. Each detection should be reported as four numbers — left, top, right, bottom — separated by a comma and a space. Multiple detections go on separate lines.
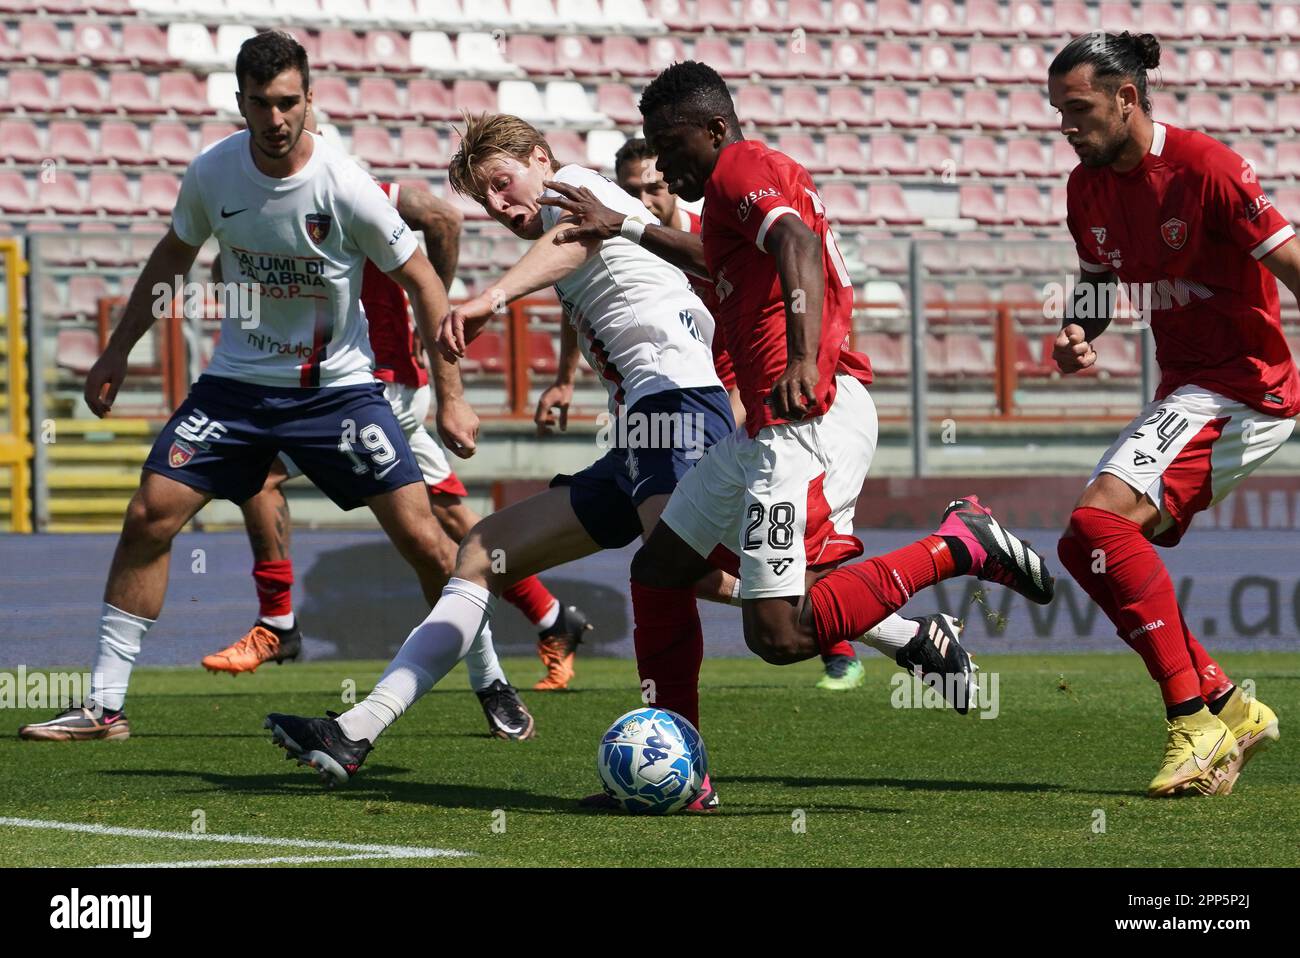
596, 707, 708, 815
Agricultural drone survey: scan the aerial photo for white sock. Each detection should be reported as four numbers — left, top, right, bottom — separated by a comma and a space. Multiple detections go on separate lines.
857, 613, 920, 658
336, 578, 493, 743
729, 577, 742, 606
259, 612, 295, 630
464, 622, 508, 691
90, 602, 152, 712
535, 598, 561, 631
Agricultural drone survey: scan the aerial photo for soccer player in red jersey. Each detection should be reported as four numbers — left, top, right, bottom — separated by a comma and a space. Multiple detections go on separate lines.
615, 135, 868, 692
546, 62, 1055, 809
1048, 33, 1293, 796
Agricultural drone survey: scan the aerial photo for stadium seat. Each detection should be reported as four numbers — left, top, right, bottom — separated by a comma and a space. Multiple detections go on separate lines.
735, 84, 780, 125
915, 133, 956, 175
556, 0, 607, 28
963, 88, 1008, 128
696, 0, 743, 30
395, 127, 445, 169
1154, 47, 1187, 86
513, 0, 564, 28
371, 0, 419, 23
72, 20, 125, 64
0, 172, 33, 213
1009, 43, 1048, 78
318, 30, 367, 70
319, 0, 372, 21
829, 39, 871, 79
646, 35, 686, 71
875, 0, 921, 33
0, 119, 44, 163
1275, 94, 1300, 132
350, 125, 399, 168
916, 87, 962, 128
199, 121, 238, 150
601, 0, 658, 29
742, 38, 795, 80
827, 85, 869, 125
824, 133, 865, 173
545, 81, 602, 122
409, 31, 461, 74
460, 32, 523, 75
1185, 46, 1227, 83
311, 76, 360, 120
1097, 334, 1139, 378
1096, 2, 1139, 34
1051, 1, 1094, 34
555, 34, 599, 76
832, 0, 870, 32
919, 0, 961, 32
694, 37, 741, 79
546, 129, 588, 168
784, 0, 835, 31
498, 80, 547, 121
161, 72, 210, 115
596, 83, 640, 124
35, 172, 89, 214
214, 25, 255, 65
408, 78, 457, 120
1007, 89, 1055, 131
150, 122, 195, 165
356, 78, 405, 120
1148, 91, 1184, 126
585, 128, 624, 170
0, 23, 21, 63
947, 334, 994, 377
777, 133, 822, 172
464, 331, 505, 375
1183, 1, 1227, 39
968, 42, 1013, 83
6, 70, 55, 112
103, 71, 156, 116
1051, 137, 1079, 175
1276, 3, 1300, 39
1005, 0, 1051, 34
122, 21, 172, 67
599, 35, 652, 77
967, 0, 1015, 35
1048, 184, 1066, 220
869, 133, 916, 174
55, 328, 100, 375
508, 34, 558, 75
1184, 92, 1229, 131
960, 183, 1003, 224
140, 172, 179, 213
1014, 334, 1052, 377
859, 333, 908, 376
101, 121, 151, 165
167, 23, 219, 66
365, 30, 411, 71
871, 86, 913, 127
1231, 48, 1279, 88
20, 20, 73, 63
1006, 137, 1049, 177
1232, 138, 1271, 178
872, 41, 919, 81
1274, 141, 1300, 178
88, 172, 137, 215
1005, 185, 1050, 226
819, 181, 867, 224
921, 41, 967, 82
1278, 48, 1300, 80
866, 182, 920, 224
960, 135, 1002, 175
527, 330, 559, 376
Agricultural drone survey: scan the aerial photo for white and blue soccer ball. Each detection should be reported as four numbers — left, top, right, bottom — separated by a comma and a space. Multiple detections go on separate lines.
597, 707, 708, 814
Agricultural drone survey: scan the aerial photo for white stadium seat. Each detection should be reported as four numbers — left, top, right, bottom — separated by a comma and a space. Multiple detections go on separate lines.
558, 0, 607, 28
456, 32, 522, 75
369, 0, 419, 25
545, 80, 603, 122
215, 25, 256, 65
497, 80, 548, 121
586, 129, 626, 170
416, 0, 471, 27
167, 24, 219, 67
512, 0, 564, 29
319, 0, 373, 23
410, 31, 466, 74
206, 72, 239, 114
602, 0, 661, 29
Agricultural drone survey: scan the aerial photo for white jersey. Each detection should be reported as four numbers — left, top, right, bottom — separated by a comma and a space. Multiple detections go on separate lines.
539, 165, 722, 411
172, 130, 419, 388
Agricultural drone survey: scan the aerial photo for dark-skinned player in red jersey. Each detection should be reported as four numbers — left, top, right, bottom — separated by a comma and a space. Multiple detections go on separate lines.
615, 135, 869, 691
1047, 33, 1297, 798
544, 61, 1056, 811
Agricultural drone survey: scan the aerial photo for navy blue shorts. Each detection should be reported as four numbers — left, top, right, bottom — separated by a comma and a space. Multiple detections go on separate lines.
551, 385, 736, 549
143, 375, 424, 510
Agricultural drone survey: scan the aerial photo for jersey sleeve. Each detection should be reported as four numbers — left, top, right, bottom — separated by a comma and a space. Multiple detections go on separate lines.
1065, 172, 1110, 275
711, 149, 800, 252
171, 158, 212, 247
348, 173, 419, 273
1202, 144, 1296, 260
541, 164, 654, 232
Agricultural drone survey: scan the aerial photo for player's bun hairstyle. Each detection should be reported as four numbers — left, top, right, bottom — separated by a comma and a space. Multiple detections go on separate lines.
614, 137, 656, 173
639, 60, 737, 127
235, 30, 310, 93
1049, 32, 1161, 113
448, 112, 558, 203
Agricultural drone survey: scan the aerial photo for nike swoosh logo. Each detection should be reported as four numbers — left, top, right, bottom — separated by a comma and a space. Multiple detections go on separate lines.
374, 460, 401, 480
221, 207, 248, 218
1192, 731, 1229, 772
631, 475, 654, 497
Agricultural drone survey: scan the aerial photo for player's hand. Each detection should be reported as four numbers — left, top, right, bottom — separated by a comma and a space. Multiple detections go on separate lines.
84, 347, 129, 418
539, 181, 624, 244
768, 357, 819, 421
1053, 324, 1098, 374
437, 294, 496, 362
534, 381, 573, 436
437, 396, 480, 459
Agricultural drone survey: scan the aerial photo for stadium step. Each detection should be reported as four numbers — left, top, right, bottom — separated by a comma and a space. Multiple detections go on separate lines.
38, 417, 153, 528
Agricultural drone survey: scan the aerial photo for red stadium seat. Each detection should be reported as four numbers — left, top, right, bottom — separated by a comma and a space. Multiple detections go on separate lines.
365, 31, 410, 72
827, 85, 869, 125
646, 35, 686, 72
1184, 92, 1229, 131
968, 43, 1013, 83
199, 122, 238, 150
0, 23, 22, 63
73, 20, 126, 64
785, 0, 835, 31
596, 83, 640, 124
1231, 138, 1271, 178
1015, 334, 1053, 377
1051, 1, 1094, 34
464, 331, 505, 375
1183, 1, 1227, 39
915, 133, 956, 175
920, 42, 967, 82
1276, 3, 1300, 39
108, 72, 161, 115
1007, 0, 1052, 35
866, 183, 920, 224
1154, 48, 1188, 87
1009, 43, 1048, 79
1008, 89, 1055, 131
67, 275, 109, 317
916, 88, 962, 128
694, 37, 741, 78
140, 172, 180, 213
946, 334, 993, 377
0, 119, 43, 163
742, 38, 793, 79
319, 30, 367, 70
1098, 334, 1140, 378
555, 34, 599, 76
88, 172, 138, 214
871, 86, 913, 127
741, 0, 790, 31
1006, 137, 1049, 177
829, 39, 871, 79
122, 21, 173, 66
1005, 185, 1050, 226
736, 84, 780, 125
1275, 94, 1300, 132
832, 0, 870, 33
55, 328, 100, 376
1274, 141, 1300, 178
526, 330, 558, 376
546, 129, 587, 167
876, 0, 921, 33
961, 136, 1002, 175
158, 73, 208, 115
824, 133, 865, 173
19, 20, 72, 63
1149, 92, 1185, 126
508, 34, 557, 75
924, 335, 952, 378
312, 76, 360, 120
648, 0, 693, 30
960, 184, 1002, 224
920, 0, 961, 33
150, 122, 195, 165
351, 125, 400, 168
6, 70, 55, 111
1185, 46, 1227, 83
357, 78, 406, 120
408, 79, 456, 120
869, 133, 917, 174
860, 333, 908, 376
967, 0, 1015, 35
696, 0, 743, 30
781, 85, 828, 126
1051, 137, 1079, 175
48, 121, 96, 165
0, 172, 33, 213
35, 172, 89, 214
1278, 48, 1300, 80
872, 41, 919, 81
819, 181, 868, 224
58, 70, 109, 114
600, 35, 652, 77
1048, 184, 1066, 220
777, 133, 822, 172
399, 126, 447, 167
1097, 2, 1139, 34
101, 121, 151, 166
785, 37, 828, 79
964, 88, 1008, 129
1231, 49, 1280, 87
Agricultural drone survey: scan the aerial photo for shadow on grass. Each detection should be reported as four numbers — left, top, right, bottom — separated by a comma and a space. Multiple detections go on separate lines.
726, 774, 1066, 794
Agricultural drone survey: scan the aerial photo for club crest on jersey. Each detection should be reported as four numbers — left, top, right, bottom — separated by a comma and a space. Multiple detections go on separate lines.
1160, 217, 1187, 250
168, 439, 196, 468
1090, 227, 1106, 244
305, 213, 332, 244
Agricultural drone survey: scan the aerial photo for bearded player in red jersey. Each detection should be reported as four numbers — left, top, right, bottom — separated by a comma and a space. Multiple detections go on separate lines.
547, 62, 1055, 809
615, 134, 869, 692
200, 177, 593, 736
1048, 33, 1295, 797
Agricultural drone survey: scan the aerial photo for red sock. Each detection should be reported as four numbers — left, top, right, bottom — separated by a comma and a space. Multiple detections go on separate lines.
1181, 616, 1233, 701
1068, 507, 1199, 706
631, 580, 703, 729
808, 536, 957, 654
253, 559, 293, 619
823, 639, 855, 658
502, 576, 557, 627
1057, 533, 1124, 623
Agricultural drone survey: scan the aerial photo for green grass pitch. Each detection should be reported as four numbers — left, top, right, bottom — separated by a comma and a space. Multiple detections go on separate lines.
2, 653, 1297, 867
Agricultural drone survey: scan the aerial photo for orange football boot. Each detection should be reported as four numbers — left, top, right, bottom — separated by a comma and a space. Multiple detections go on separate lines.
202, 623, 301, 674
534, 604, 593, 691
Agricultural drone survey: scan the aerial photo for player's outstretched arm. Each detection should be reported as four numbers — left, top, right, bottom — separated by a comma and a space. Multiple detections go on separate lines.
1262, 238, 1300, 306
397, 184, 463, 289
535, 320, 579, 436
764, 214, 825, 421
540, 180, 711, 280
1052, 265, 1115, 374
85, 227, 201, 417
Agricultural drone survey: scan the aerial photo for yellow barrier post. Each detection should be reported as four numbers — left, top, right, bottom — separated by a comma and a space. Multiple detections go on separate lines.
0, 239, 33, 533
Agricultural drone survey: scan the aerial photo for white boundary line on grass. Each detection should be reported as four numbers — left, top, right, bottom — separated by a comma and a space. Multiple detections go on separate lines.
0, 817, 473, 867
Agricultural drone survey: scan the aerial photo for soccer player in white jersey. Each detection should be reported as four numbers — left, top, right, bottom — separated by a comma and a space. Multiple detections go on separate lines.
19, 32, 474, 742
263, 112, 743, 791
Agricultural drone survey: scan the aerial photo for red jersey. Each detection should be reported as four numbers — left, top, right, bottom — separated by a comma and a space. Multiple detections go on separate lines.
683, 208, 735, 392
364, 182, 427, 389
701, 140, 871, 436
1067, 122, 1299, 417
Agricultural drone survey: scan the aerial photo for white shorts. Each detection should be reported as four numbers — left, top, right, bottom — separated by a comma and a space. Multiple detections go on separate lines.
662, 373, 878, 599
282, 382, 466, 496
1090, 384, 1296, 546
